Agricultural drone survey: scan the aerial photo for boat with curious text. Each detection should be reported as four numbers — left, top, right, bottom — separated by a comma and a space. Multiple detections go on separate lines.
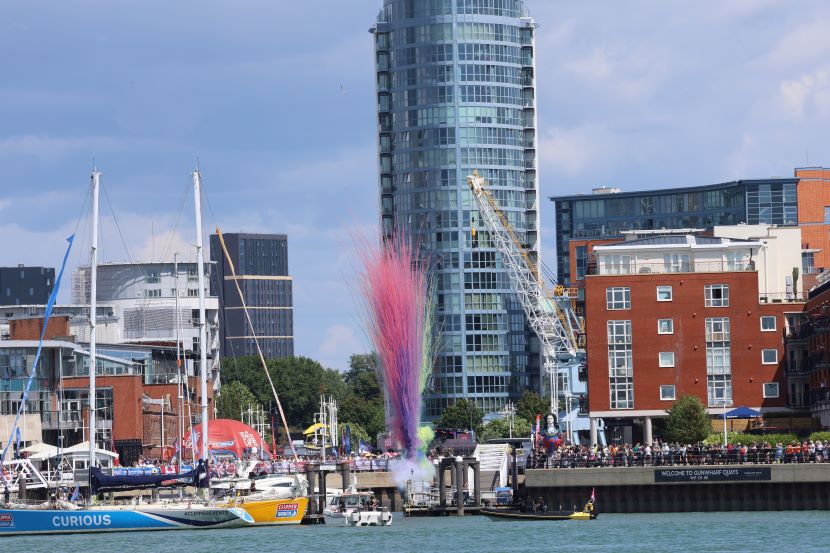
0, 504, 252, 536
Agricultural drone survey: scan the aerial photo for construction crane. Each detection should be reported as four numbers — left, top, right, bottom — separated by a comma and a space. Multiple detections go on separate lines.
466, 172, 584, 431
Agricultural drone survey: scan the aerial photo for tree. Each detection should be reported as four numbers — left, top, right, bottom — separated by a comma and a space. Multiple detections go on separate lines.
221, 356, 347, 429
516, 390, 549, 423
665, 395, 711, 444
216, 381, 259, 420
479, 416, 532, 442
344, 353, 381, 400
437, 399, 484, 434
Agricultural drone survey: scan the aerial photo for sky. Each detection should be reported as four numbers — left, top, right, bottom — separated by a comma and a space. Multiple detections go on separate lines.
1, 1, 829, 371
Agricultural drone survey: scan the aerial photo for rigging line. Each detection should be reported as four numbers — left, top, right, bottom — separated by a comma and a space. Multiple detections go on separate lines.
159, 179, 192, 263
215, 226, 299, 462
102, 183, 134, 264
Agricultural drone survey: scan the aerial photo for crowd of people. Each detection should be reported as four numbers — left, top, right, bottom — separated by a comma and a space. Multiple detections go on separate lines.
527, 440, 830, 469
129, 451, 399, 477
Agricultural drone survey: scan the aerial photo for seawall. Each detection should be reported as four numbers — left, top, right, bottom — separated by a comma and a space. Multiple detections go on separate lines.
525, 464, 830, 512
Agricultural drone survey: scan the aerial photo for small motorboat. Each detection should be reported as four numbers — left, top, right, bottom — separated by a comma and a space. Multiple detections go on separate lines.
323, 487, 392, 527
481, 508, 597, 521
482, 492, 598, 521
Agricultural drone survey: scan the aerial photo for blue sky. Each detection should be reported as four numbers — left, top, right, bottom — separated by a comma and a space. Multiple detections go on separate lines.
1, 1, 829, 370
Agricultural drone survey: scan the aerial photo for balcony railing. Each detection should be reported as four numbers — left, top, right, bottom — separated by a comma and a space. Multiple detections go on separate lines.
590, 260, 756, 276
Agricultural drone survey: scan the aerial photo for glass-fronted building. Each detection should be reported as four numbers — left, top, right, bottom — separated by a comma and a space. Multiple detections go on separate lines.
552, 178, 799, 286
371, 0, 541, 416
210, 233, 293, 359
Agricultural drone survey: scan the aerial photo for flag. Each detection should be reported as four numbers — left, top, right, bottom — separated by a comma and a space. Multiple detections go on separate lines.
0, 234, 74, 469
70, 484, 80, 502
359, 440, 373, 454
590, 488, 596, 502
344, 425, 352, 455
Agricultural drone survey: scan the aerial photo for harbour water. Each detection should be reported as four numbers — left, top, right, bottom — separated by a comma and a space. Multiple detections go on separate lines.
4, 511, 828, 553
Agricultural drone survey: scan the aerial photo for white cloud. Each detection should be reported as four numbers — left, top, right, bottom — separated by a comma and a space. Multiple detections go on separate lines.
538, 126, 613, 177
779, 69, 830, 118
766, 19, 830, 69
314, 324, 366, 371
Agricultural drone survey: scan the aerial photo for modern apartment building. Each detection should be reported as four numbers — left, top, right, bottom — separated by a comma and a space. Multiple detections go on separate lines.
210, 233, 293, 359
584, 232, 800, 445
0, 265, 55, 305
371, 0, 542, 416
552, 178, 800, 287
71, 261, 220, 384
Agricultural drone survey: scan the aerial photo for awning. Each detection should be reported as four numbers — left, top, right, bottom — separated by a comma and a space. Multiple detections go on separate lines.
724, 406, 762, 419
304, 422, 327, 435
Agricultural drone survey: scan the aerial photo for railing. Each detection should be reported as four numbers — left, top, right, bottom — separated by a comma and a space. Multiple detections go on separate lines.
590, 261, 756, 276
527, 446, 830, 469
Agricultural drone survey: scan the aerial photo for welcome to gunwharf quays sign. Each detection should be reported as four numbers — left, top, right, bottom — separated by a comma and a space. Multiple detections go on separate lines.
655, 467, 772, 483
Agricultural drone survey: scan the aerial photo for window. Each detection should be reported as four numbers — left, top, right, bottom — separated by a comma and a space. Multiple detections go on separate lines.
606, 287, 630, 310
146, 270, 161, 284
762, 349, 778, 364
660, 385, 676, 401
607, 320, 633, 409
708, 374, 733, 407
659, 352, 675, 367
763, 382, 779, 398
825, 206, 830, 223
146, 289, 161, 298
705, 284, 729, 307
656, 286, 673, 302
657, 319, 674, 334
760, 316, 776, 332
663, 253, 690, 273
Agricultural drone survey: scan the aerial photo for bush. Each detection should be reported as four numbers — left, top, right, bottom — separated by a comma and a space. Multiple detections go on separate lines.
809, 431, 830, 442
703, 432, 798, 446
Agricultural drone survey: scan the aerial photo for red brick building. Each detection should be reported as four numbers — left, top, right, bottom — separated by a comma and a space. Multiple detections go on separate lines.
788, 275, 830, 428
584, 234, 800, 445
795, 167, 830, 272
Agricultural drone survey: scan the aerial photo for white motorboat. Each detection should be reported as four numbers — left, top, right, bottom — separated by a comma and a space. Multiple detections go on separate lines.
323, 487, 392, 527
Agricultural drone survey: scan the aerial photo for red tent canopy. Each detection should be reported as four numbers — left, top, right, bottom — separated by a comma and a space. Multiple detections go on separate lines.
183, 419, 271, 460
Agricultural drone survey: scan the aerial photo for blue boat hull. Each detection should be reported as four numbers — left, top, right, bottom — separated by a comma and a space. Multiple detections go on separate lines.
0, 507, 253, 536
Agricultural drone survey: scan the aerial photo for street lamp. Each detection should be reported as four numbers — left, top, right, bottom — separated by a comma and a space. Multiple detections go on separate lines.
502, 402, 516, 439
722, 396, 729, 447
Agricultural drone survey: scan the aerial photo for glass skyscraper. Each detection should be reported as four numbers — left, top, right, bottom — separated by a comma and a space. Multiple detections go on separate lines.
371, 0, 540, 417
210, 233, 294, 360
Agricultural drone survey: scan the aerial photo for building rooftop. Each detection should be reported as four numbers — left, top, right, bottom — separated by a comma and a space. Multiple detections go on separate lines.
550, 177, 798, 202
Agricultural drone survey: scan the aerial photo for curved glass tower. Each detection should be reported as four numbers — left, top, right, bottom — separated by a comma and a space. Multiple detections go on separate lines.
371, 0, 541, 417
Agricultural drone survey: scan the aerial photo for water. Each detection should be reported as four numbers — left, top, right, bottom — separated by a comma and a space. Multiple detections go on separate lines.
5, 512, 829, 553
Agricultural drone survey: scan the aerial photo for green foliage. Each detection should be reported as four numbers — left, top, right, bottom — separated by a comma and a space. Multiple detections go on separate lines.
221, 356, 346, 429
665, 395, 711, 444
809, 431, 830, 442
216, 381, 260, 421
516, 390, 549, 423
703, 432, 799, 446
437, 399, 484, 435
343, 353, 381, 400
339, 353, 386, 443
479, 416, 532, 442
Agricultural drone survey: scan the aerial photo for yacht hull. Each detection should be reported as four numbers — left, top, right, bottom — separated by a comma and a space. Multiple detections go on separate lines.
0, 506, 252, 536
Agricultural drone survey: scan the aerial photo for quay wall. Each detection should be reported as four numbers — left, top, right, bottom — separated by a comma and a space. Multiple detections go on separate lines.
525, 464, 830, 512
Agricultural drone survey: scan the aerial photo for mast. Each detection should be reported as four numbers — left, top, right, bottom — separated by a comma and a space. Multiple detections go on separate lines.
89, 170, 100, 472
174, 252, 183, 473
192, 170, 209, 464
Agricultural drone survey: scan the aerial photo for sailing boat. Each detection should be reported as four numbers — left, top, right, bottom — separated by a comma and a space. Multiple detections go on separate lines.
0, 170, 252, 536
